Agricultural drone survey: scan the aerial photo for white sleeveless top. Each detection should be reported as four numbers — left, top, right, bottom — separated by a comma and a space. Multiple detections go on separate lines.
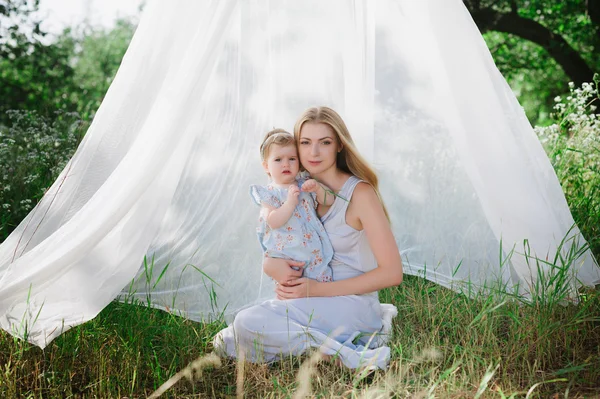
320, 176, 378, 284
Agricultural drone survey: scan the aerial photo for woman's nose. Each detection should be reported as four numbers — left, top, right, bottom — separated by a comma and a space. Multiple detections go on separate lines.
311, 143, 320, 156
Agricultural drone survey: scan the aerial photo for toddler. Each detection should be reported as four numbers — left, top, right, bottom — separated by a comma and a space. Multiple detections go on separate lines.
250, 128, 335, 282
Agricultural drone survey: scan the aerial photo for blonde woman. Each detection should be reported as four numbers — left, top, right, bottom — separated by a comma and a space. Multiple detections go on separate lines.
213, 106, 403, 370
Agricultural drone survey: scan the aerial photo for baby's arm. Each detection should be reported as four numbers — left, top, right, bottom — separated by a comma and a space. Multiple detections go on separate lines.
264, 185, 300, 229
301, 179, 336, 207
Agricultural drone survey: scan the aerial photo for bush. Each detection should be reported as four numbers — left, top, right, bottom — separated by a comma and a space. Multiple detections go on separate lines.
534, 76, 600, 259
0, 110, 85, 240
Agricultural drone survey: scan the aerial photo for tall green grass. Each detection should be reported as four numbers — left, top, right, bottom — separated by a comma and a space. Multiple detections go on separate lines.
1, 269, 598, 398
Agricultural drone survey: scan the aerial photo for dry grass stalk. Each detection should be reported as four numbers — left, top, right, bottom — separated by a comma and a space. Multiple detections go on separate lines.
293, 350, 325, 399
148, 352, 221, 399
236, 347, 246, 399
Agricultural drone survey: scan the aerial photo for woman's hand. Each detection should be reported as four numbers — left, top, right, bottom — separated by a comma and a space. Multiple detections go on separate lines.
275, 277, 325, 299
263, 257, 305, 285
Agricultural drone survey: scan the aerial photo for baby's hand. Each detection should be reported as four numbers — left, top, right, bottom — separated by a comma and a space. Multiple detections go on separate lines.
301, 179, 319, 193
287, 185, 300, 206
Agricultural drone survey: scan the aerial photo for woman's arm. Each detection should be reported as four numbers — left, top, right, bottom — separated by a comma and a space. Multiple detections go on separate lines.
276, 182, 403, 299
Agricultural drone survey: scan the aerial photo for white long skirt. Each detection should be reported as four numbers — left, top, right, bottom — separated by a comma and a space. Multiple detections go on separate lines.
212, 293, 397, 370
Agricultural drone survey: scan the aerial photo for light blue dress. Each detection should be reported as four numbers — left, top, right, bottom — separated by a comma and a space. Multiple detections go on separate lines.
249, 176, 333, 282
214, 176, 398, 370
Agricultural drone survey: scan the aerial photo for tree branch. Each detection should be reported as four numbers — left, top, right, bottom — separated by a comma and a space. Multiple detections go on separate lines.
468, 7, 595, 86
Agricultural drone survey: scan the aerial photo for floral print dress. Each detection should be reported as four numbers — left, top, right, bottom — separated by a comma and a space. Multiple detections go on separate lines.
249, 177, 333, 282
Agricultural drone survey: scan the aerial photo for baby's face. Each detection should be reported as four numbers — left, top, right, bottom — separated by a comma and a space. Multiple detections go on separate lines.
263, 144, 300, 185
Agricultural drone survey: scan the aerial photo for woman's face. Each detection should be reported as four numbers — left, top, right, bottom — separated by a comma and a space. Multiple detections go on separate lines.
298, 122, 339, 176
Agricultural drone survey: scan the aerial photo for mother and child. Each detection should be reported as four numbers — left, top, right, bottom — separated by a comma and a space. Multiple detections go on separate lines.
213, 106, 404, 370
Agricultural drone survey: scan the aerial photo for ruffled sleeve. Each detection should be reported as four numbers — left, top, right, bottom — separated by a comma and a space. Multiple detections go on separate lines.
249, 184, 282, 208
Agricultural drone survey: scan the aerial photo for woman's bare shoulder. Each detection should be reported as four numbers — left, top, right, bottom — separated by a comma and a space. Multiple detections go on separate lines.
351, 181, 379, 204
346, 181, 383, 230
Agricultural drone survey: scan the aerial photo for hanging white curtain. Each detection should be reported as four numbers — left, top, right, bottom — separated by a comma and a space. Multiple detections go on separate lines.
1, 0, 598, 348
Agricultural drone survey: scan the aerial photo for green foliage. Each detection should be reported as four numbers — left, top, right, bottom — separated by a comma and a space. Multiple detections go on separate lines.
0, 0, 43, 53
484, 32, 567, 125
0, 33, 78, 122
69, 20, 136, 120
472, 0, 599, 67
535, 78, 600, 258
472, 0, 600, 126
0, 110, 86, 239
0, 14, 135, 125
0, 301, 224, 398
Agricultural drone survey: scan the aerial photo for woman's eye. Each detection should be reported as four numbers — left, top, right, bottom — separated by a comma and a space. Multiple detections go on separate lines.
300, 141, 309, 145
323, 141, 332, 145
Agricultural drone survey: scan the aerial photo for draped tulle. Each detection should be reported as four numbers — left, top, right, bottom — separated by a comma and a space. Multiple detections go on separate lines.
1, 0, 598, 348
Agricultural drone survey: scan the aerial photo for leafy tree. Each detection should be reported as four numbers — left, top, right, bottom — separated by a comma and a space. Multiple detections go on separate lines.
0, 1, 135, 124
464, 0, 600, 124
69, 19, 136, 120
0, 0, 78, 124
0, 32, 77, 123
465, 0, 598, 86
0, 0, 43, 53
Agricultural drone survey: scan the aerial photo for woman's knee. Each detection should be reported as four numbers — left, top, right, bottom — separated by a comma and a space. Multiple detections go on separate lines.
232, 307, 263, 335
232, 310, 248, 334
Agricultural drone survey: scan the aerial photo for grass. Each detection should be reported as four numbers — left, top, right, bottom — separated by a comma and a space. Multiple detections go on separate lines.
1, 270, 599, 398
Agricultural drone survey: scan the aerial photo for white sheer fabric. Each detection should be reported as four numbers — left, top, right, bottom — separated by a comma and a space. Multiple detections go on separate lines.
1, 0, 598, 348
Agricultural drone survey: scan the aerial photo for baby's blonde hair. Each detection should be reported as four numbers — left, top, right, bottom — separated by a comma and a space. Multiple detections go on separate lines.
259, 128, 296, 160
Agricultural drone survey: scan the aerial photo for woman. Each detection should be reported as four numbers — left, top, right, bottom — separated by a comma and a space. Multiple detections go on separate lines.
213, 106, 403, 369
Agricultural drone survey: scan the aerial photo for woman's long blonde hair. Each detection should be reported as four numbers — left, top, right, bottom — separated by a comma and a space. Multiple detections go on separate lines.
293, 106, 390, 221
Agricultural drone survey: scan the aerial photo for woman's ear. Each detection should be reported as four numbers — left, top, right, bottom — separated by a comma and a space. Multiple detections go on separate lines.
337, 137, 344, 153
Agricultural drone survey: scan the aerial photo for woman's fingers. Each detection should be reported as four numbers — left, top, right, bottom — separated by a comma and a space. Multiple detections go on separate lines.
276, 283, 299, 296
287, 277, 307, 286
275, 285, 293, 298
275, 278, 309, 299
284, 277, 301, 286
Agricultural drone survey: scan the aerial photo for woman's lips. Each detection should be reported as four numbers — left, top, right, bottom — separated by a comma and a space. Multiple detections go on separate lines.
307, 161, 321, 166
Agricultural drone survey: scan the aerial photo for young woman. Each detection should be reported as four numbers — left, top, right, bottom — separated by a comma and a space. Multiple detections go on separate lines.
213, 106, 403, 369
